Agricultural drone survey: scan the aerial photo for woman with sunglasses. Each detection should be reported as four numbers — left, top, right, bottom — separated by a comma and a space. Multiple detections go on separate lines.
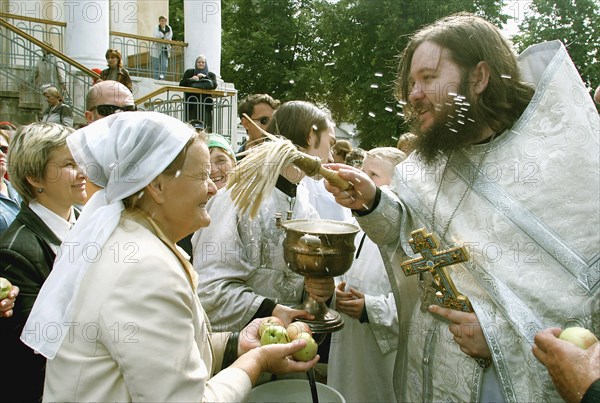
0, 122, 87, 403
0, 130, 21, 234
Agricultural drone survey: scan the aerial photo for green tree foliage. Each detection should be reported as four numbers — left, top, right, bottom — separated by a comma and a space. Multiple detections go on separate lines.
221, 0, 331, 103
512, 0, 599, 97
169, 0, 185, 41
186, 0, 507, 147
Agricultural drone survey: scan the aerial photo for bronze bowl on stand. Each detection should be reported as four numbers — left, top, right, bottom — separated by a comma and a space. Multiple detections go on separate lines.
280, 218, 360, 334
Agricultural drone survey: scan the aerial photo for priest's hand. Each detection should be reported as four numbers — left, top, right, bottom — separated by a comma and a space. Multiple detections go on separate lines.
429, 305, 491, 359
323, 163, 378, 212
335, 281, 365, 320
533, 327, 600, 403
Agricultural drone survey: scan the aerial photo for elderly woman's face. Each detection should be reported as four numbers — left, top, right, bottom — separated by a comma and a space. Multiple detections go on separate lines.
45, 94, 60, 106
209, 147, 234, 190
196, 58, 206, 69
38, 145, 87, 209
160, 141, 217, 241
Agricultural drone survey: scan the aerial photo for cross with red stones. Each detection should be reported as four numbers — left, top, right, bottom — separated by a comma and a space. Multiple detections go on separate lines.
401, 228, 473, 313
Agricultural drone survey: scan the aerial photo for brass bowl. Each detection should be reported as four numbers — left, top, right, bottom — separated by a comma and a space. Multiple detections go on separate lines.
282, 219, 360, 277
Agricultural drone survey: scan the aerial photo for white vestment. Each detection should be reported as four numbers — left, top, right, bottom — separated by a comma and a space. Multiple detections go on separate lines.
328, 222, 399, 402
192, 182, 319, 332
357, 41, 599, 402
302, 176, 353, 222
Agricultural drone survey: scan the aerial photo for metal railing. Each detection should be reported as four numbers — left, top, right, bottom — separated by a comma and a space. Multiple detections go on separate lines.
0, 17, 99, 122
136, 86, 237, 137
0, 13, 65, 51
110, 31, 187, 82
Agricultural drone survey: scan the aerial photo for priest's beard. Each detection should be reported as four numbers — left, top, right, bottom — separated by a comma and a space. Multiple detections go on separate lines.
411, 78, 488, 166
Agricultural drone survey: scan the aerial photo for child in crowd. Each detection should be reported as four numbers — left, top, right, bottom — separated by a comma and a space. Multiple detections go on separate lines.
327, 147, 407, 402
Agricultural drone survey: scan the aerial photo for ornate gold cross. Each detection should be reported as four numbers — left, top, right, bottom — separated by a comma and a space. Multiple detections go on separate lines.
401, 228, 473, 312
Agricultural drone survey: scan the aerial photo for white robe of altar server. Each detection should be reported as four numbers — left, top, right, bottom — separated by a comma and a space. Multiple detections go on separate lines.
327, 222, 399, 402
302, 176, 352, 222
356, 40, 599, 402
192, 184, 319, 332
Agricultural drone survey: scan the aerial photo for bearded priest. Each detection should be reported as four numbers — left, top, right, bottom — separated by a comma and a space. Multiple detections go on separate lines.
325, 12, 599, 403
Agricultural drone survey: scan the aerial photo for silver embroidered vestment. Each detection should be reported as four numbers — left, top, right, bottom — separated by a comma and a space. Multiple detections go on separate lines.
357, 41, 600, 402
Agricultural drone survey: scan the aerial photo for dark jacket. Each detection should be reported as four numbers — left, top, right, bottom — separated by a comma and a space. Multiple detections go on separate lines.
100, 67, 133, 92
0, 203, 62, 402
179, 68, 217, 90
179, 69, 218, 125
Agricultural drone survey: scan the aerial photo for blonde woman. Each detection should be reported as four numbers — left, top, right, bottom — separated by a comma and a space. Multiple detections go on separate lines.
41, 86, 73, 127
0, 122, 86, 402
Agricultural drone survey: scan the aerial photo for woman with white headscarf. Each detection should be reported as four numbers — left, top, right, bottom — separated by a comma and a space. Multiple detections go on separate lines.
22, 112, 318, 402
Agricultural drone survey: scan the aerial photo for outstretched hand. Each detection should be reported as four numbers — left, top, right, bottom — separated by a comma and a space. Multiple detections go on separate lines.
256, 339, 320, 375
272, 304, 315, 327
428, 305, 491, 359
323, 163, 377, 212
232, 332, 320, 386
533, 327, 600, 403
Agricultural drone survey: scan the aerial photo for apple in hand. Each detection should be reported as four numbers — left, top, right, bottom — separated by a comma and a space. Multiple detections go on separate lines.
259, 316, 285, 337
559, 326, 599, 349
292, 332, 318, 362
0, 278, 12, 300
260, 325, 289, 345
286, 321, 312, 341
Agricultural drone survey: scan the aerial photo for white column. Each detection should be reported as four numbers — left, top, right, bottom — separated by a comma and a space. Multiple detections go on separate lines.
184, 0, 221, 77
64, 0, 109, 69
110, 0, 138, 35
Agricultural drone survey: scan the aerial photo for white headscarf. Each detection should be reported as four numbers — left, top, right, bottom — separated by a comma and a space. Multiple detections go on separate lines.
21, 111, 194, 359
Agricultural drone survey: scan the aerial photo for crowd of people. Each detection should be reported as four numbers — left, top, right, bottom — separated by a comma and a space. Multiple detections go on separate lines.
1, 11, 599, 403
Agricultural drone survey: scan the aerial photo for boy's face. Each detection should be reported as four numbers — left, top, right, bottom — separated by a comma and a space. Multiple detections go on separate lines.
361, 156, 394, 187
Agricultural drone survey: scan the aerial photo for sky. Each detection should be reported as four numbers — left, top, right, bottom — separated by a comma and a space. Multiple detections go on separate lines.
501, 0, 529, 37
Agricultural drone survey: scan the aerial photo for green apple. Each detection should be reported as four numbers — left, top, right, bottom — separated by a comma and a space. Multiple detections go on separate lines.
260, 325, 289, 345
0, 278, 12, 300
259, 316, 285, 337
292, 332, 318, 362
559, 327, 599, 349
286, 321, 312, 341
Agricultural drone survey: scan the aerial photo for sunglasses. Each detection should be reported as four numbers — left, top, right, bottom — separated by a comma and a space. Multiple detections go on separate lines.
94, 104, 137, 116
251, 116, 270, 126
0, 145, 7, 154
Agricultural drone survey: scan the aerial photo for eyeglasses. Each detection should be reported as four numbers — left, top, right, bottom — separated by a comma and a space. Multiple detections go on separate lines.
93, 104, 137, 116
251, 116, 270, 126
0, 145, 8, 154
